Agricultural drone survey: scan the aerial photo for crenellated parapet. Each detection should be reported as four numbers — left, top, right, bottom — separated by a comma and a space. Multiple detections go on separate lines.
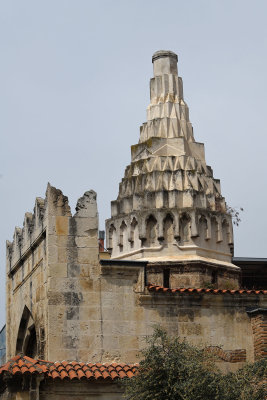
6, 183, 100, 362
7, 202, 45, 272
6, 184, 71, 273
106, 50, 239, 285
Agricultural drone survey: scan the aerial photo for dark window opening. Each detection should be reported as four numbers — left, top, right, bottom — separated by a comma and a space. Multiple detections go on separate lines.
163, 269, 170, 288
25, 326, 37, 358
16, 306, 38, 359
211, 270, 217, 285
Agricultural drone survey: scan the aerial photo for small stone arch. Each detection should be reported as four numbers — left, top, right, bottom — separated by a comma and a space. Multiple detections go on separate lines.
180, 213, 191, 243
198, 215, 209, 240
130, 217, 138, 248
211, 216, 220, 243
163, 214, 174, 244
16, 306, 37, 358
119, 220, 127, 250
222, 218, 232, 244
108, 224, 116, 250
146, 215, 157, 246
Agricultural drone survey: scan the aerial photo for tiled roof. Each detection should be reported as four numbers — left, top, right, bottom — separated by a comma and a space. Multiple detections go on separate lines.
0, 355, 138, 381
148, 285, 267, 295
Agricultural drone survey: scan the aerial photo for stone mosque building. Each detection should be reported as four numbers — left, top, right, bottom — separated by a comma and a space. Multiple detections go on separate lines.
0, 51, 266, 399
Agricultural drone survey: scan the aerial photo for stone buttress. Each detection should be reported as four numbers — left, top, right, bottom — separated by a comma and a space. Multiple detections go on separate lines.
6, 184, 101, 362
106, 50, 240, 288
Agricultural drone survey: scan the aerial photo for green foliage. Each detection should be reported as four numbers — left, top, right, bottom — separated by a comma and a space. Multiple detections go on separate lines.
203, 281, 216, 289
123, 328, 266, 400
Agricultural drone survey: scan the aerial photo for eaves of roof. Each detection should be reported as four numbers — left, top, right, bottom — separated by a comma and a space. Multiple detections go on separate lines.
147, 285, 267, 295
0, 355, 138, 381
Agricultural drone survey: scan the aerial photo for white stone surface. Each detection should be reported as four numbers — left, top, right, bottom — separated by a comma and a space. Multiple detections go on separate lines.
106, 50, 236, 269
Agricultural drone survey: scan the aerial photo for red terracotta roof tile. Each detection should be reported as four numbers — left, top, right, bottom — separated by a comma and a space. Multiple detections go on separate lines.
51, 370, 60, 379
0, 355, 138, 381
77, 369, 85, 379
85, 369, 94, 379
147, 284, 267, 295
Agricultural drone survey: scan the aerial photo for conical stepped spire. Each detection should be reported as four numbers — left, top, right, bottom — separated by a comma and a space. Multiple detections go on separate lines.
141, 50, 194, 143
106, 50, 237, 275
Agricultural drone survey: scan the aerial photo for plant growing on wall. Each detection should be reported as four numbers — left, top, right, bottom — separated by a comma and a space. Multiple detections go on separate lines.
226, 205, 244, 226
123, 327, 266, 400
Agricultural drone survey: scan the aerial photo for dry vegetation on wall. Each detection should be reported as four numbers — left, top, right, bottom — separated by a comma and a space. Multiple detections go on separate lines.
226, 205, 244, 226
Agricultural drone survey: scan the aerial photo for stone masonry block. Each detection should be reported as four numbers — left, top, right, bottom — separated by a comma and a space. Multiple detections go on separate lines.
103, 335, 120, 351
74, 217, 98, 236
55, 216, 70, 235
48, 277, 80, 292
48, 263, 68, 278
75, 190, 98, 218
119, 336, 139, 350
79, 307, 100, 322
47, 243, 58, 264
78, 278, 94, 291
66, 306, 80, 320
56, 246, 68, 263
48, 305, 66, 322
75, 235, 98, 248
67, 264, 81, 277
77, 248, 98, 264
56, 235, 70, 247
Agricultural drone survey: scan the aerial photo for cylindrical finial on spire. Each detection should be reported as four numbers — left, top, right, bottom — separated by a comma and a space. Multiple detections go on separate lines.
152, 50, 178, 76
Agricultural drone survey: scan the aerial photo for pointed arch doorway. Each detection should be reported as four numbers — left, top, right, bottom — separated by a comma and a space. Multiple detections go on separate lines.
16, 306, 37, 358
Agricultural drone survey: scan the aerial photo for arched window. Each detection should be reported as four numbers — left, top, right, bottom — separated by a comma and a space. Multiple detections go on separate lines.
199, 215, 208, 240
119, 221, 127, 250
16, 306, 37, 358
108, 224, 116, 250
130, 218, 138, 248
163, 214, 174, 244
222, 219, 231, 244
146, 215, 157, 246
211, 217, 220, 243
180, 214, 191, 243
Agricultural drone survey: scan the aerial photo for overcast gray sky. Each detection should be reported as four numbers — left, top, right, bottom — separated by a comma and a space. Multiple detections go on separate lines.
1, 0, 267, 327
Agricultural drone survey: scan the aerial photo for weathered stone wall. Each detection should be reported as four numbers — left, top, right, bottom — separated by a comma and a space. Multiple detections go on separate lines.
39, 381, 123, 400
0, 381, 124, 400
99, 261, 266, 369
248, 309, 267, 360
146, 261, 240, 290
6, 184, 100, 362
6, 185, 266, 370
46, 188, 100, 362
6, 198, 47, 360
